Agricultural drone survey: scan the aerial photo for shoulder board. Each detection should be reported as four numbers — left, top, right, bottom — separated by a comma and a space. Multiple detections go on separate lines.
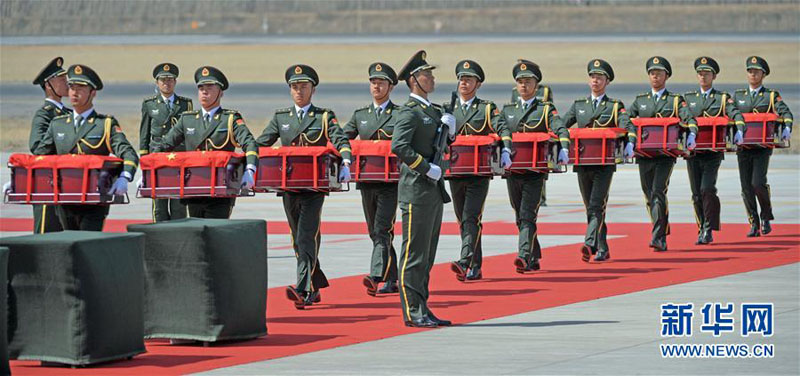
93, 113, 112, 119
181, 110, 200, 116
735, 89, 747, 93
502, 102, 516, 108
143, 94, 158, 102
52, 114, 70, 121
177, 95, 192, 102
636, 92, 650, 97
405, 100, 418, 107
317, 107, 333, 113
355, 104, 370, 111
606, 98, 620, 103
764, 87, 777, 94
222, 109, 240, 115
42, 104, 53, 111
478, 98, 494, 105
575, 98, 589, 103
716, 91, 731, 97
274, 107, 292, 114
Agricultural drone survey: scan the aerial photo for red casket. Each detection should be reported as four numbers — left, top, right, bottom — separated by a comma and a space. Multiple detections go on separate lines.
506, 132, 562, 174
255, 145, 343, 193
739, 113, 788, 149
445, 134, 503, 178
5, 154, 126, 205
350, 140, 400, 183
632, 117, 688, 158
568, 127, 628, 166
694, 117, 731, 152
138, 151, 247, 199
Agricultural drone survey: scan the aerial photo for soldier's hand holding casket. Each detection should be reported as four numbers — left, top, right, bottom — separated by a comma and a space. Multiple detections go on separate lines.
426, 164, 442, 181
441, 114, 456, 137
339, 163, 351, 183
108, 171, 132, 196
734, 130, 744, 145
500, 148, 512, 169
687, 132, 697, 150
558, 148, 569, 165
782, 127, 791, 141
241, 164, 256, 190
624, 142, 634, 159
2, 182, 10, 194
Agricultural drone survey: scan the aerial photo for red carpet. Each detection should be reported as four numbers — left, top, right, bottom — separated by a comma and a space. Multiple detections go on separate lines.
9, 222, 800, 375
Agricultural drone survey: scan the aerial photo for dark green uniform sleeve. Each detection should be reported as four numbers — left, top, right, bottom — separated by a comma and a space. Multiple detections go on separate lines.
256, 116, 280, 147
721, 93, 746, 133
557, 102, 578, 149
617, 101, 637, 145
342, 110, 359, 140
230, 113, 259, 166
676, 95, 698, 134
773, 90, 794, 130
108, 117, 139, 176
139, 102, 151, 155
32, 122, 57, 155
391, 108, 430, 175
324, 111, 352, 161
29, 107, 52, 153
488, 102, 513, 150
547, 104, 570, 149
158, 116, 185, 153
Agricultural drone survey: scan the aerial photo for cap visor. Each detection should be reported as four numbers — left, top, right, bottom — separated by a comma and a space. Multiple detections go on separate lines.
196, 79, 222, 86
67, 78, 94, 88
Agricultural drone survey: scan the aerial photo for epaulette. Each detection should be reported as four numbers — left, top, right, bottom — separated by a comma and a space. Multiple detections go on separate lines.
684, 90, 699, 96
93, 112, 112, 120
636, 92, 650, 97
735, 88, 747, 93
177, 94, 192, 102
42, 104, 53, 111
315, 107, 333, 113
502, 102, 516, 108
143, 94, 159, 102
274, 107, 292, 114
181, 110, 200, 116
222, 108, 240, 114
431, 103, 443, 111
355, 104, 370, 112
405, 100, 418, 108
52, 114, 70, 121
576, 98, 590, 103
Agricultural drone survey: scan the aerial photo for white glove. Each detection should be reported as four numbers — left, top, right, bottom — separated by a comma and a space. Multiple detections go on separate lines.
624, 143, 635, 159
782, 127, 791, 141
441, 114, 456, 137
558, 149, 569, 165
687, 132, 697, 150
108, 171, 132, 196
2, 182, 10, 194
500, 149, 512, 169
339, 163, 351, 183
241, 165, 256, 190
734, 130, 743, 145
426, 164, 442, 181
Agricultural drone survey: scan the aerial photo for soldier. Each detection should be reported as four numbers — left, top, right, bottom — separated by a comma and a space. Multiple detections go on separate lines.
446, 59, 508, 281
342, 62, 401, 296
29, 57, 70, 234
498, 60, 569, 272
559, 59, 637, 262
732, 56, 793, 237
33, 64, 138, 231
155, 66, 258, 218
139, 63, 193, 222
628, 56, 698, 252
392, 50, 455, 328
683, 56, 745, 244
257, 64, 352, 309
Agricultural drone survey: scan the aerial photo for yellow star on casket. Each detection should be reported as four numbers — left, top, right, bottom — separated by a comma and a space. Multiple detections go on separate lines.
166, 153, 177, 160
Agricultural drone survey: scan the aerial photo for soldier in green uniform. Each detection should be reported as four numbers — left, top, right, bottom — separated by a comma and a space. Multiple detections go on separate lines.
732, 56, 793, 237
498, 60, 569, 271
683, 56, 745, 244
446, 59, 508, 281
155, 66, 258, 219
392, 50, 454, 328
342, 62, 401, 296
257, 64, 353, 309
558, 59, 637, 262
139, 63, 193, 222
29, 57, 69, 234
33, 64, 138, 231
628, 56, 698, 252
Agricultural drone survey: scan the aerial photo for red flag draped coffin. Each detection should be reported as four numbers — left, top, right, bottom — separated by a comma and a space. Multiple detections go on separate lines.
5, 154, 126, 204
505, 132, 562, 173
445, 134, 503, 177
694, 116, 731, 152
350, 140, 400, 183
631, 117, 688, 158
138, 151, 246, 198
738, 113, 788, 149
255, 145, 342, 193
568, 127, 628, 166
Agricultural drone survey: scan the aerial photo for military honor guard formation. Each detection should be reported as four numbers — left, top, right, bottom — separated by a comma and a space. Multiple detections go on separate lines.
5, 50, 793, 329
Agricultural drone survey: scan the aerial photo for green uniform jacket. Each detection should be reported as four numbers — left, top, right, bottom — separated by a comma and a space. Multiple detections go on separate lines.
157, 108, 259, 166
342, 101, 401, 141
33, 110, 139, 176
257, 104, 352, 161
391, 97, 452, 205
559, 96, 637, 145
139, 94, 193, 155
445, 96, 511, 146
732, 87, 793, 128
497, 99, 571, 150
684, 89, 745, 133
628, 89, 698, 134
30, 101, 71, 153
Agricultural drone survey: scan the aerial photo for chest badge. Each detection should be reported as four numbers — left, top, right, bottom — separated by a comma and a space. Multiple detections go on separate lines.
739, 100, 746, 104
281, 123, 290, 130
56, 132, 65, 140
507, 115, 515, 119
640, 104, 648, 109
689, 102, 696, 107
151, 109, 159, 115
578, 110, 585, 114
423, 116, 432, 125
187, 127, 195, 135
360, 120, 368, 125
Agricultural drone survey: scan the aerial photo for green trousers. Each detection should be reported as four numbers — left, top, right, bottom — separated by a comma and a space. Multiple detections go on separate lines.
576, 165, 615, 253
638, 157, 675, 244
184, 197, 236, 219
398, 198, 443, 322
32, 204, 62, 233
359, 183, 398, 281
506, 173, 546, 263
283, 192, 329, 293
152, 198, 188, 222
449, 176, 490, 269
687, 152, 723, 234
737, 148, 773, 226
56, 204, 109, 231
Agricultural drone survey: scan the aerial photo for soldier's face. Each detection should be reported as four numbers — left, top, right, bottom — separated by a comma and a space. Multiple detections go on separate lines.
157, 76, 176, 96
589, 73, 609, 94
747, 68, 764, 87
414, 69, 435, 93
457, 76, 480, 99
68, 83, 95, 109
47, 74, 68, 97
515, 77, 538, 100
696, 70, 715, 89
369, 78, 393, 103
290, 81, 314, 107
648, 70, 668, 90
197, 83, 223, 109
